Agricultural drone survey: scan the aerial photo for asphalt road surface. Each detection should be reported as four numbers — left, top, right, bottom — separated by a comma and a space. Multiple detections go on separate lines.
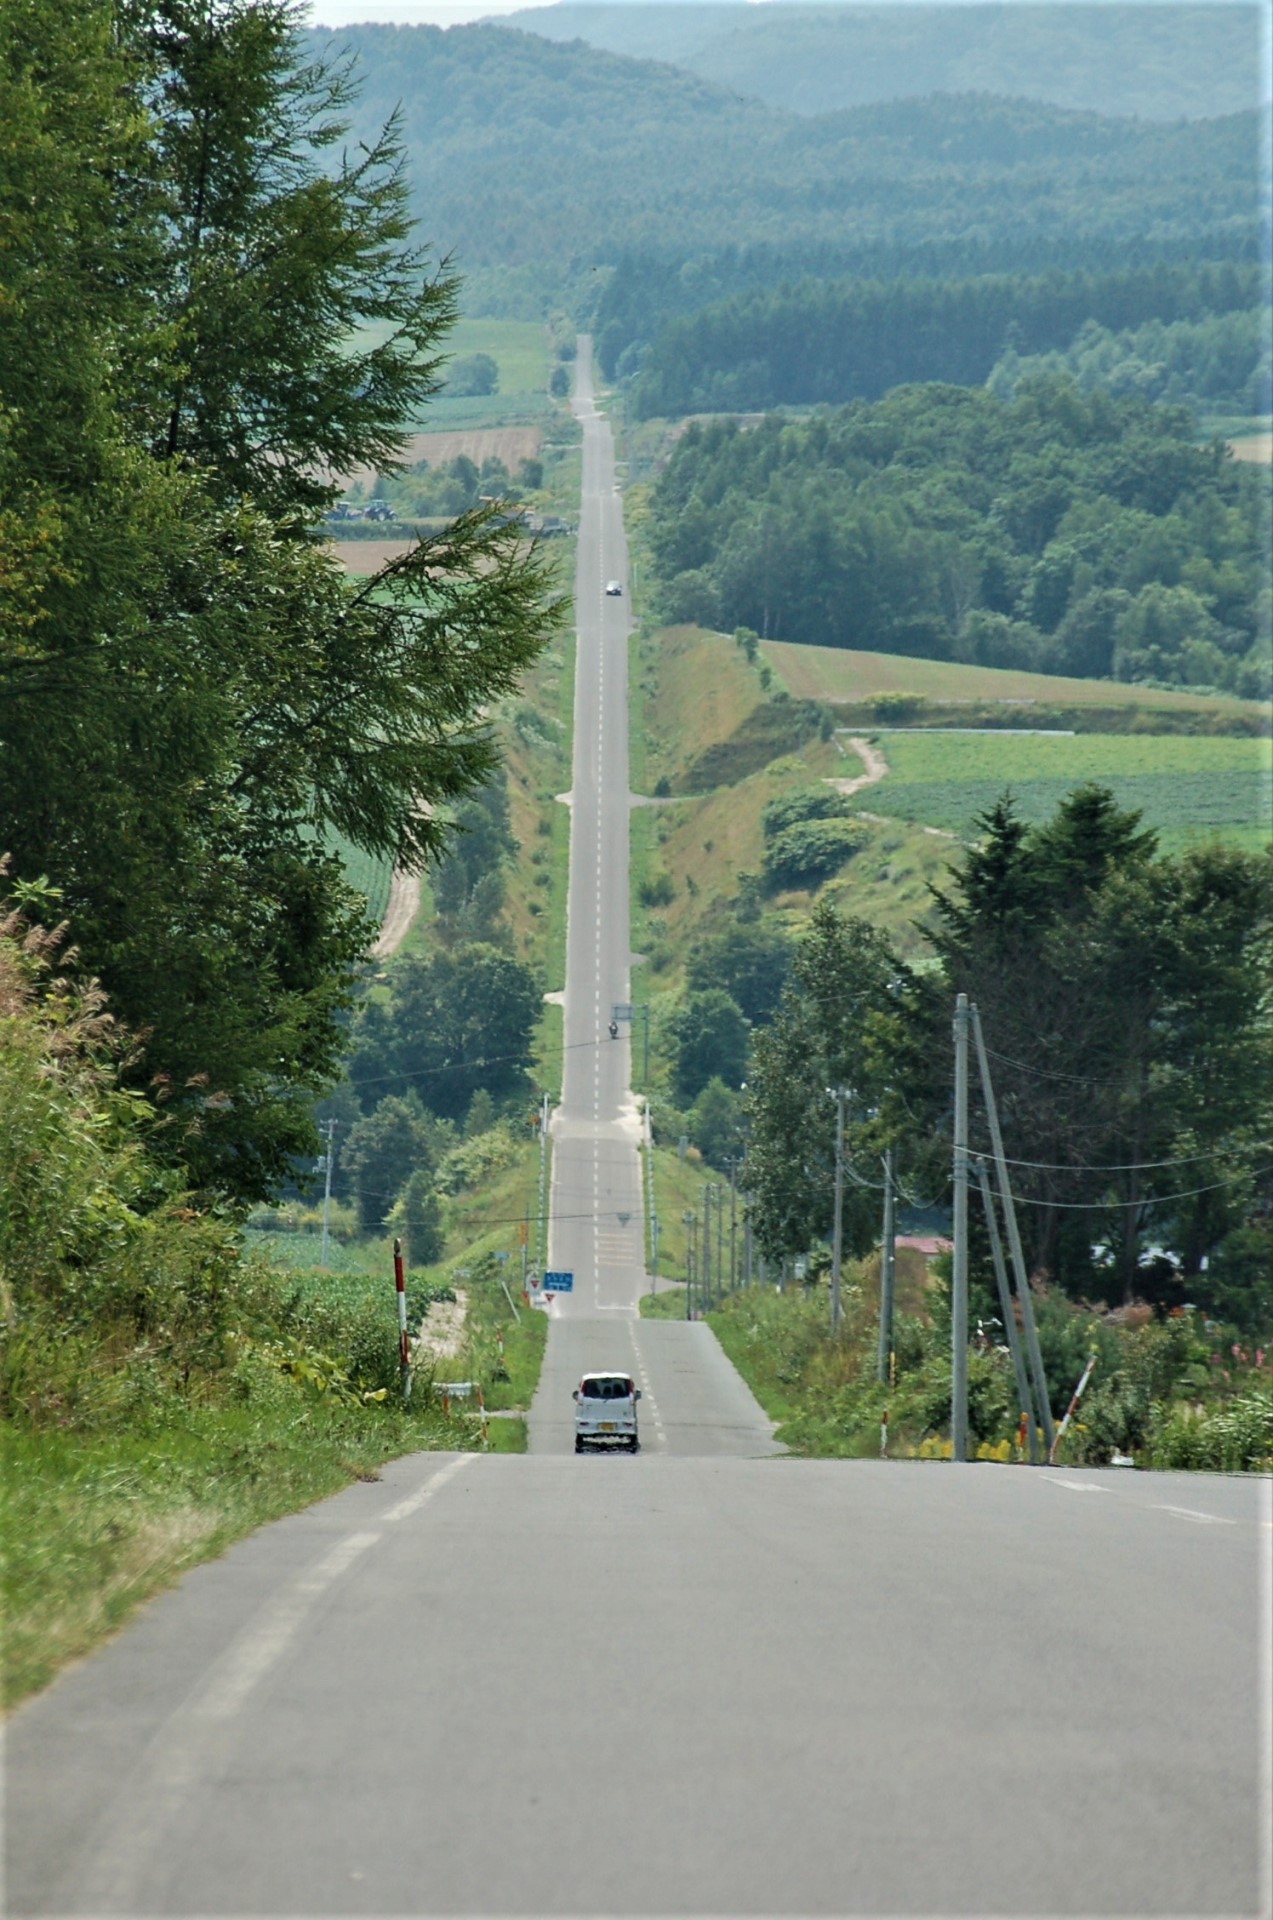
8, 1456, 1270, 1916
7, 345, 1270, 1920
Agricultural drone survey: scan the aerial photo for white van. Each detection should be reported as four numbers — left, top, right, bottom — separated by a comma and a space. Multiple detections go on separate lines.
573, 1372, 641, 1453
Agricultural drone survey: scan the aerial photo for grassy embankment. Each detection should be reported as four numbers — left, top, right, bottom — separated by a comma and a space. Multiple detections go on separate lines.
765, 640, 1265, 719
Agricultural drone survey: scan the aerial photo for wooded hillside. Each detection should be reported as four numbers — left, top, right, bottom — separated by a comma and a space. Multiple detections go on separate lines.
645, 382, 1271, 697
307, 25, 1265, 312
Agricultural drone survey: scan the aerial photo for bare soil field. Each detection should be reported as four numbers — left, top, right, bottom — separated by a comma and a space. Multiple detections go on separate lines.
330, 540, 416, 574
1227, 432, 1272, 464
345, 425, 544, 492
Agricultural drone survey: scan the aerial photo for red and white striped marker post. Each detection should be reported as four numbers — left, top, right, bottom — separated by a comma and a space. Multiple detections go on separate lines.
394, 1237, 411, 1401
1049, 1352, 1097, 1464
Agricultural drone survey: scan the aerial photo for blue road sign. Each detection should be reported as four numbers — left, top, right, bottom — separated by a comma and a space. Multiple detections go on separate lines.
542, 1270, 574, 1293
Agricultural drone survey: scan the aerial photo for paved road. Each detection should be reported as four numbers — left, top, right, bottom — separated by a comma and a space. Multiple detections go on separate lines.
9, 1456, 1269, 1916
530, 340, 780, 1459
7, 345, 1270, 1919
543, 338, 647, 1324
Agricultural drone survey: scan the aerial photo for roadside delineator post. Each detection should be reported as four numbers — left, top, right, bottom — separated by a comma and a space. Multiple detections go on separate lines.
880, 1408, 889, 1459
477, 1383, 489, 1449
394, 1237, 411, 1401
1050, 1353, 1098, 1464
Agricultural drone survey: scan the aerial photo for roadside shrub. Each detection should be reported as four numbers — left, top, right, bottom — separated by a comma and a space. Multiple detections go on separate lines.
761, 786, 849, 839
436, 1122, 520, 1196
869, 693, 927, 723
1147, 1390, 1273, 1472
639, 870, 675, 907
762, 818, 866, 892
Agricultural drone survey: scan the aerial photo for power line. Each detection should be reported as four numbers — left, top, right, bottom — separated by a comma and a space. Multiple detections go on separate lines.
1007, 1165, 1273, 1210
992, 1147, 1233, 1175
345, 1031, 604, 1095
981, 1044, 1127, 1088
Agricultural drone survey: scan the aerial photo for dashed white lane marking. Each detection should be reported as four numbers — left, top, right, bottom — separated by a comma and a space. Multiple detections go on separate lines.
627, 1321, 666, 1447
1040, 1478, 1113, 1494
76, 1459, 471, 1908
1153, 1504, 1236, 1526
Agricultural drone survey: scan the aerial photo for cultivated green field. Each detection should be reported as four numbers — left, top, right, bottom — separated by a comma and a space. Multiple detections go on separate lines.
866, 731, 1273, 851
411, 318, 553, 429
327, 829, 393, 927
764, 641, 1258, 715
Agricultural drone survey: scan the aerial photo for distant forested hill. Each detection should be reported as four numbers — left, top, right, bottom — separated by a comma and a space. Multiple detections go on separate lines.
625, 262, 1269, 416
500, 4, 1267, 122
307, 24, 1264, 312
643, 383, 1271, 698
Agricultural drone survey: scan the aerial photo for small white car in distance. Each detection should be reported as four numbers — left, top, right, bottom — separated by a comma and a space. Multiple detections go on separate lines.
605, 580, 623, 596
573, 1372, 641, 1452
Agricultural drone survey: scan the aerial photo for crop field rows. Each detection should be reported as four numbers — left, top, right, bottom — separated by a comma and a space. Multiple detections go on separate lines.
863, 731, 1273, 850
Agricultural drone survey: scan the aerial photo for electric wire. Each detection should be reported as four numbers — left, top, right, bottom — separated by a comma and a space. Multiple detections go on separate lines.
990, 1165, 1273, 1210
991, 1147, 1236, 1174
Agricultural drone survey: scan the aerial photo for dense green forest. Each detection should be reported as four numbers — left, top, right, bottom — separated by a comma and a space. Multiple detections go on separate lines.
308, 24, 1265, 315
986, 308, 1271, 418
645, 382, 1271, 696
626, 262, 1269, 418
504, 3, 1266, 122
592, 230, 1263, 380
0, 0, 557, 1198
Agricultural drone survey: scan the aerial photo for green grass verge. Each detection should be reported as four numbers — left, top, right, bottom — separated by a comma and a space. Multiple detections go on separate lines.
640, 1287, 690, 1320
648, 1141, 721, 1279
1, 1395, 468, 1711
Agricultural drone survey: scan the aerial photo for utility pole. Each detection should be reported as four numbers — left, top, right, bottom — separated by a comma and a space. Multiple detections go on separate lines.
319, 1119, 338, 1268
970, 1004, 1056, 1457
683, 1210, 696, 1320
877, 1143, 896, 1384
743, 1191, 753, 1289
828, 1086, 848, 1333
715, 1180, 724, 1300
728, 1161, 738, 1293
951, 995, 969, 1461
700, 1184, 712, 1310
644, 1099, 658, 1293
974, 1155, 1038, 1463
537, 1090, 550, 1272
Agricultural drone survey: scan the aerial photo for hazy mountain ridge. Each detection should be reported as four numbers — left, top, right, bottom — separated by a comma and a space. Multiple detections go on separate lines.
497, 4, 1269, 122
310, 22, 1263, 305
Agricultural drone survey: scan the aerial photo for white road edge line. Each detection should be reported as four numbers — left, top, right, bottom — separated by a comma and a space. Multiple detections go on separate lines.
75, 1459, 472, 1910
1152, 1504, 1236, 1525
382, 1452, 471, 1524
